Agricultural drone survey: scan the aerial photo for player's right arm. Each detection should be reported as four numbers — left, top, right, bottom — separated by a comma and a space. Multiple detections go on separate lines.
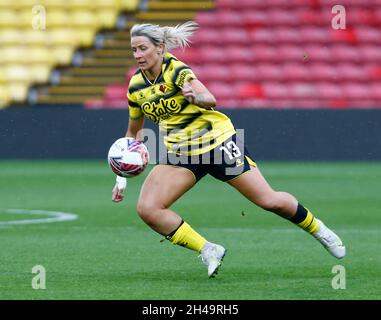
125, 117, 144, 141
112, 92, 144, 203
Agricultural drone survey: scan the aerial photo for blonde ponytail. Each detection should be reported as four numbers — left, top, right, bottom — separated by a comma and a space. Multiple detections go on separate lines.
130, 21, 198, 51
162, 21, 199, 50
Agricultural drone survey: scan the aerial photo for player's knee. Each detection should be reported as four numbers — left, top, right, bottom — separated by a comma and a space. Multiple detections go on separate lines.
136, 201, 161, 224
258, 193, 283, 213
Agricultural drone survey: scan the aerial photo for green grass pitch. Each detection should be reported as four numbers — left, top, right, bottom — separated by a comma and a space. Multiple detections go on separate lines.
0, 160, 380, 300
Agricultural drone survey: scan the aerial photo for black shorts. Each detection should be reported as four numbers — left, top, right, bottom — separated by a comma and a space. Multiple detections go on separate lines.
159, 134, 256, 182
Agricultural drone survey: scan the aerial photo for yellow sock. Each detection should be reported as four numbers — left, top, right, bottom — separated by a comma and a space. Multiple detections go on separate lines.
167, 222, 207, 253
290, 204, 319, 234
298, 211, 319, 234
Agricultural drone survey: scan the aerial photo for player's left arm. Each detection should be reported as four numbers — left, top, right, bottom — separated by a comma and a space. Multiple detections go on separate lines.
182, 79, 216, 109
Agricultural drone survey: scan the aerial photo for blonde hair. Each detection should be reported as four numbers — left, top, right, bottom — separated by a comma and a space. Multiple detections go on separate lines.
130, 21, 198, 51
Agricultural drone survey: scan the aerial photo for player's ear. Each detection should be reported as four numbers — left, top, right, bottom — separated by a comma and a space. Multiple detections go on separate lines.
157, 43, 165, 55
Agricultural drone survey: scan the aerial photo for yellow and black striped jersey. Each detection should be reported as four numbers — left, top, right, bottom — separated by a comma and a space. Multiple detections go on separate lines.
127, 52, 236, 156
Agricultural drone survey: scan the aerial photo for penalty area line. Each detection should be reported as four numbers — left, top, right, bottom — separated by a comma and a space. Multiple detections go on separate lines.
0, 208, 78, 226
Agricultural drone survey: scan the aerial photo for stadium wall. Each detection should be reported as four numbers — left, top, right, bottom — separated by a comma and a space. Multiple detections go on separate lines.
1, 108, 380, 160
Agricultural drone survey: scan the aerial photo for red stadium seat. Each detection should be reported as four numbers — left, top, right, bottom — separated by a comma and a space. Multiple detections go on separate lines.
125, 67, 138, 83
197, 64, 231, 82
194, 28, 221, 45
268, 99, 323, 109
317, 83, 344, 99
360, 45, 381, 62
215, 11, 245, 28
208, 82, 238, 100
375, 7, 381, 25
198, 46, 226, 63
342, 100, 380, 108
328, 99, 349, 109
196, 12, 218, 27
283, 63, 310, 81
355, 27, 381, 43
342, 83, 371, 99
249, 29, 276, 43
289, 82, 319, 99
304, 45, 333, 62
336, 64, 367, 81
330, 28, 358, 44
347, 9, 379, 26
331, 45, 362, 63
217, 0, 264, 10
297, 10, 325, 25
367, 65, 381, 80
172, 48, 199, 65
263, 82, 290, 99
308, 64, 338, 81
84, 99, 105, 109
269, 10, 299, 26
300, 27, 329, 43
369, 83, 381, 99
218, 98, 245, 108
278, 45, 307, 62
225, 46, 254, 63
275, 27, 302, 43
102, 100, 129, 109
256, 64, 284, 81
238, 83, 264, 99
251, 45, 278, 62
229, 64, 259, 82
238, 98, 271, 108
241, 11, 267, 29
104, 84, 128, 100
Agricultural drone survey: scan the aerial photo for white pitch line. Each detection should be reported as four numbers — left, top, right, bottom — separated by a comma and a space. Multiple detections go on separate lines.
0, 208, 78, 225
200, 227, 381, 234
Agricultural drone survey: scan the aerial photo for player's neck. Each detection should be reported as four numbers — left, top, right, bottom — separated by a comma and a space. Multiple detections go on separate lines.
145, 62, 162, 82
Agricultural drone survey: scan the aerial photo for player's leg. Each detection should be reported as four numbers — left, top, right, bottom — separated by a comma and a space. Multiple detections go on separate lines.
137, 164, 226, 276
228, 165, 299, 219
228, 165, 346, 259
137, 164, 194, 235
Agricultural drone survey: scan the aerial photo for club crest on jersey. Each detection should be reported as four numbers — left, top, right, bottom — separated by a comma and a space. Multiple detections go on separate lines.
159, 85, 167, 93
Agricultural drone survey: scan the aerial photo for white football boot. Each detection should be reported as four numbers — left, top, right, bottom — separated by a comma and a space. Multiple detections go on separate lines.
312, 219, 346, 259
199, 243, 226, 278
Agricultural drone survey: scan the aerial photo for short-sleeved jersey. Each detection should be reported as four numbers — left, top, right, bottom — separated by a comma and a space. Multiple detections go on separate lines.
127, 52, 236, 156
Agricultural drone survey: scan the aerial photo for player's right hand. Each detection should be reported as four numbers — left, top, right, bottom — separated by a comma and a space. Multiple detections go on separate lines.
112, 185, 124, 202
112, 176, 127, 203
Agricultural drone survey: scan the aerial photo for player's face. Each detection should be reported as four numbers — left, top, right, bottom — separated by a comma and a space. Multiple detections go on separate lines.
131, 36, 162, 72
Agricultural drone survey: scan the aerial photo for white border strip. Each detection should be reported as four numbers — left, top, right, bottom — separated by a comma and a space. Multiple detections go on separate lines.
0, 208, 78, 225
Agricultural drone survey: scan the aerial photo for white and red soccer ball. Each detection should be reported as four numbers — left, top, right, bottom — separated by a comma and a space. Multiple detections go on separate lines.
107, 137, 149, 178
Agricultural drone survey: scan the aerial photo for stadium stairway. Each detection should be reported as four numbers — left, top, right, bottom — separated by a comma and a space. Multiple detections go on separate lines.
26, 0, 140, 106
24, 0, 214, 108
0, 0, 141, 108
84, 0, 215, 109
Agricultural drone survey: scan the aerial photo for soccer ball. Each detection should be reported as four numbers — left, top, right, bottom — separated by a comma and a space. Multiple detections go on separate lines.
107, 137, 149, 178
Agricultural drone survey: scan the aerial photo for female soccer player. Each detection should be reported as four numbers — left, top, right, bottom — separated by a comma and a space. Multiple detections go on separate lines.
112, 21, 345, 278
